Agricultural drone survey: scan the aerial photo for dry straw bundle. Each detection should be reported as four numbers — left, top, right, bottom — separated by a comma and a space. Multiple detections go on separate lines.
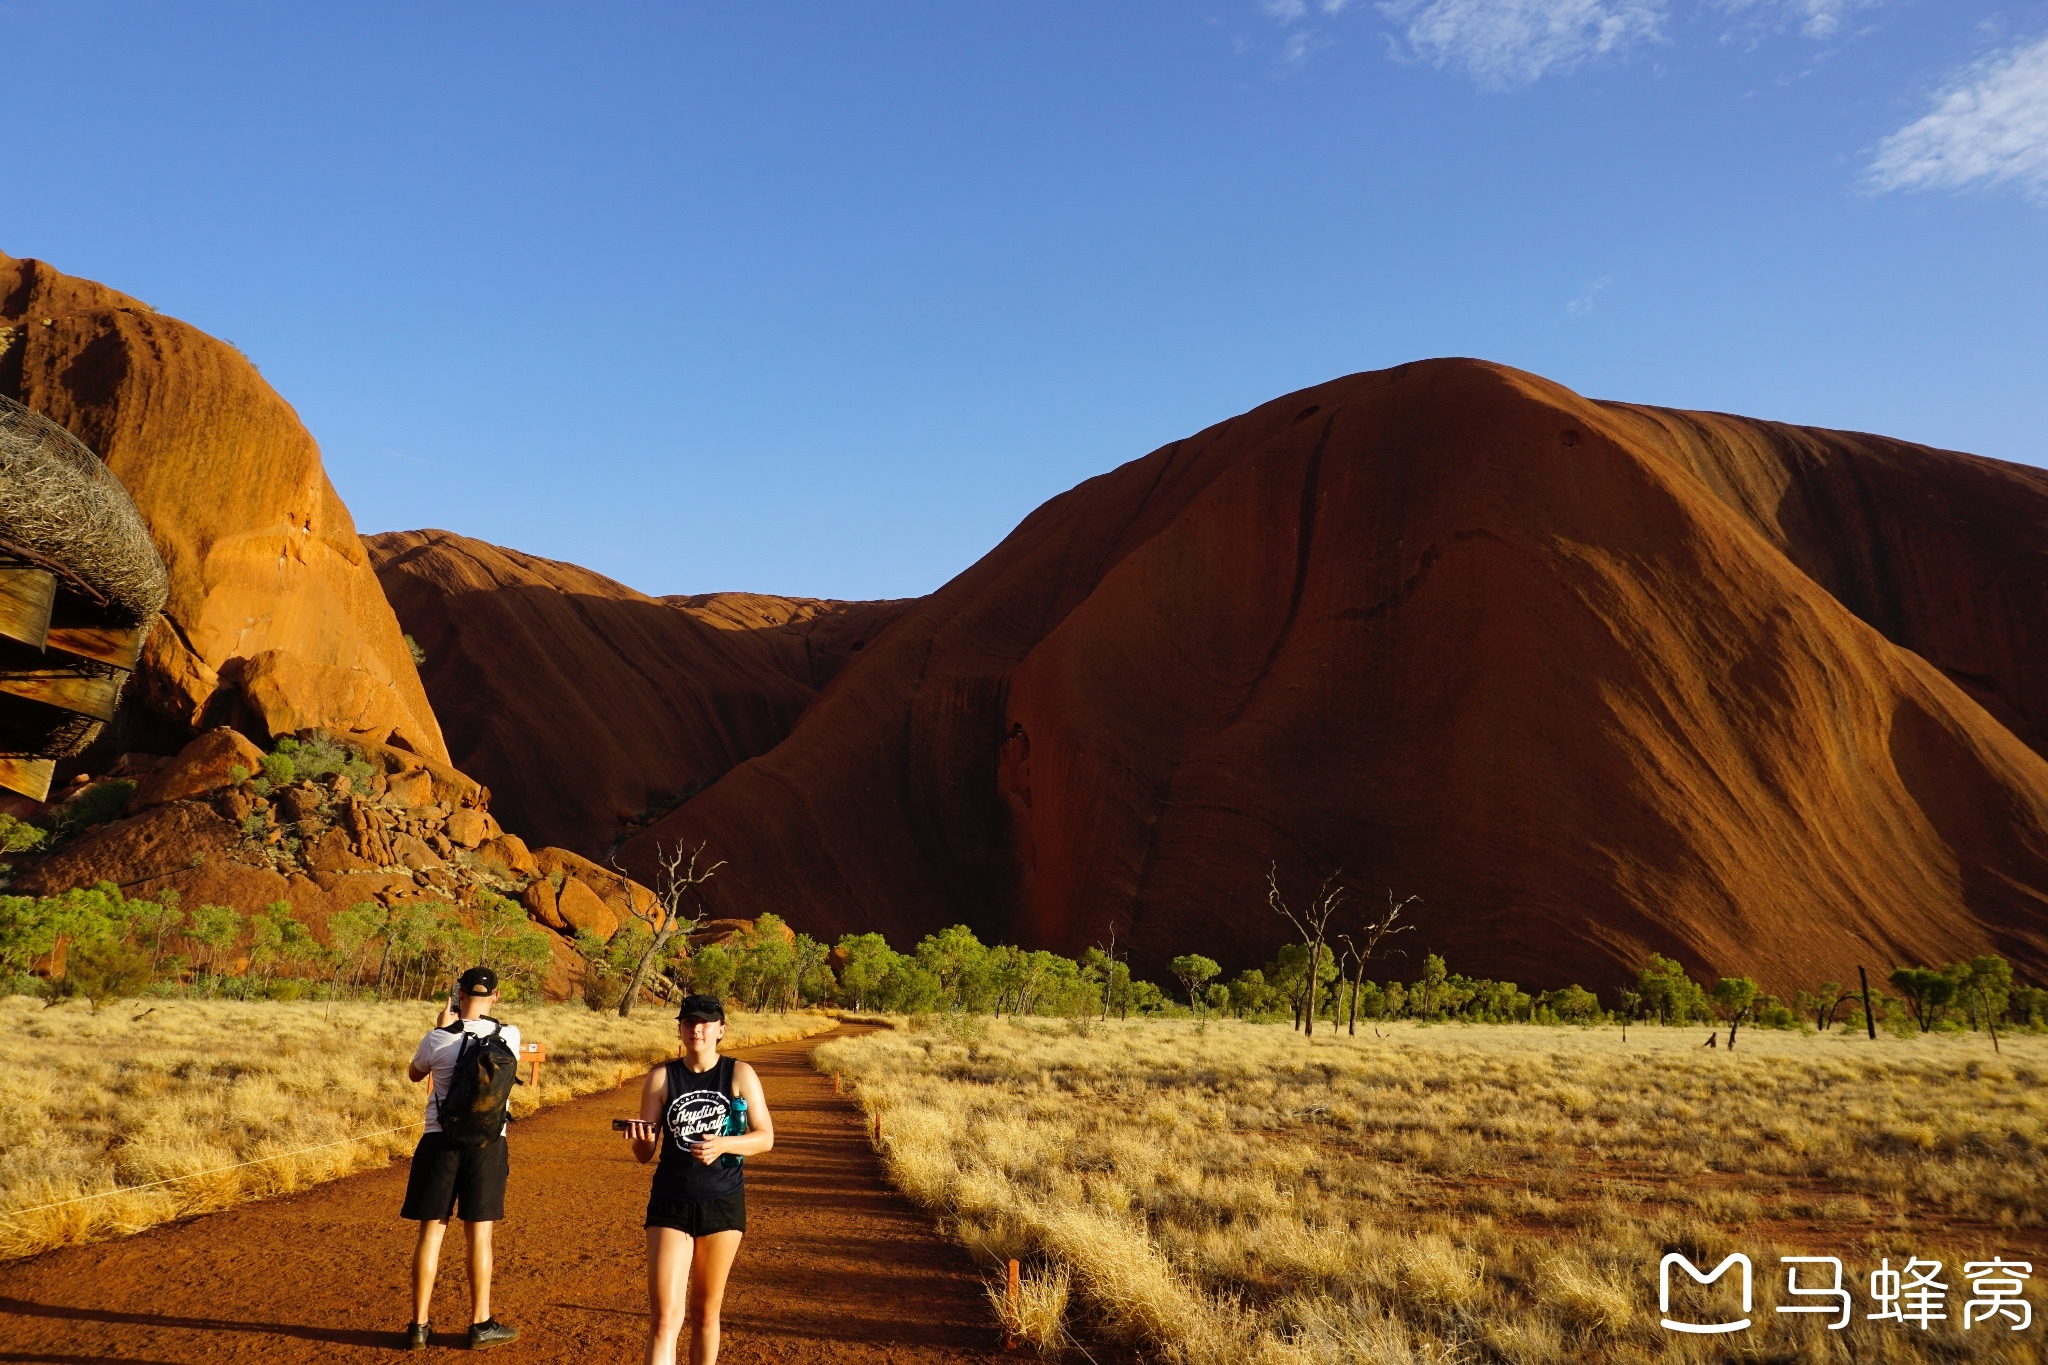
0, 394, 167, 627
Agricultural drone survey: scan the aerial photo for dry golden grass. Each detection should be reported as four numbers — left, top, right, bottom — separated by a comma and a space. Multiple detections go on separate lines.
0, 997, 835, 1260
817, 1017, 2048, 1364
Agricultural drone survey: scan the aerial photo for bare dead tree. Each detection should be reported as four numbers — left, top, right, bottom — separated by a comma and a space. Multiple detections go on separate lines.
1268, 864, 1347, 1038
1335, 937, 1362, 1035
1350, 889, 1419, 1035
614, 842, 725, 1019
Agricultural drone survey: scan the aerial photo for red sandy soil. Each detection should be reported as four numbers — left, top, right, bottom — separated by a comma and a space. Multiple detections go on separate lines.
0, 1029, 1015, 1364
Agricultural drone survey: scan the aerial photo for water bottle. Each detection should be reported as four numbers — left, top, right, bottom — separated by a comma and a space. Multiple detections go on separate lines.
720, 1096, 748, 1169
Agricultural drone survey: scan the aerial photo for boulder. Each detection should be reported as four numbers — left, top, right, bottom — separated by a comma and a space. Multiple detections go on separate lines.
477, 833, 536, 876
521, 876, 566, 932
541, 928, 585, 1003
129, 729, 267, 809
239, 651, 424, 753
303, 826, 373, 875
554, 877, 619, 941
687, 916, 794, 950
386, 770, 435, 807
444, 808, 486, 849
275, 783, 322, 824
9, 801, 243, 896
530, 845, 661, 927
389, 833, 442, 872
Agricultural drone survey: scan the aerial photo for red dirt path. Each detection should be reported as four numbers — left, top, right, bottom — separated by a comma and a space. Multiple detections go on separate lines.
0, 1028, 1011, 1363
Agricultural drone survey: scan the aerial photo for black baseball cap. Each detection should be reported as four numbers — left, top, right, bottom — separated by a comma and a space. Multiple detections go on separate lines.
677, 994, 725, 1022
457, 966, 499, 997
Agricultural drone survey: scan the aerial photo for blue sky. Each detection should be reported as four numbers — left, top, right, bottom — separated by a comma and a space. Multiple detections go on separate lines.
4, 1, 2044, 599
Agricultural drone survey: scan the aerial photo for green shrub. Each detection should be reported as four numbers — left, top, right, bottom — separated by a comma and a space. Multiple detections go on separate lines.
0, 814, 45, 855
66, 938, 153, 1011
50, 780, 137, 837
259, 752, 295, 785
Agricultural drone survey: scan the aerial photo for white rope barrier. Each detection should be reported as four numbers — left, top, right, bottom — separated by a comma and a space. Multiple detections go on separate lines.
0, 1120, 424, 1220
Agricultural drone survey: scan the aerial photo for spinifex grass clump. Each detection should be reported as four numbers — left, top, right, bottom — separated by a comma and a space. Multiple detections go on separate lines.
820, 1018, 2048, 1364
0, 998, 835, 1260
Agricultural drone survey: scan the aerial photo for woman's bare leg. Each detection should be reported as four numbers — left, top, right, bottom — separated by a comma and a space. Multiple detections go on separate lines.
645, 1227, 696, 1365
686, 1230, 744, 1365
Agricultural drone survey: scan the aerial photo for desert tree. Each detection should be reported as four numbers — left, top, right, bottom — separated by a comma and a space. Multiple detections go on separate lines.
1710, 976, 1759, 1049
1794, 981, 1857, 1034
1170, 953, 1221, 1019
1888, 967, 1954, 1034
614, 842, 724, 1018
1336, 888, 1420, 1036
1954, 955, 2013, 1053
1614, 985, 1641, 1042
1267, 863, 1348, 1038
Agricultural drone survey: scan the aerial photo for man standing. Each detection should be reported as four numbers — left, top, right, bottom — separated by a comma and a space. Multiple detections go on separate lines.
399, 965, 522, 1350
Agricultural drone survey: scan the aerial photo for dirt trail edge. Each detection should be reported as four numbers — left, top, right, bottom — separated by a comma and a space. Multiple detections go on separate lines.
0, 1025, 1012, 1364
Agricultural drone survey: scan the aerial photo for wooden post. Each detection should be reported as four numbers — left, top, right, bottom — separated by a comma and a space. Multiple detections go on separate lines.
1006, 1258, 1020, 1349
1859, 966, 1877, 1040
872, 1113, 881, 1144
521, 1040, 545, 1091
832, 1071, 841, 1094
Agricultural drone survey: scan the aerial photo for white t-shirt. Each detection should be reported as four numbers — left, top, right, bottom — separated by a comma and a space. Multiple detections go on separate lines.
412, 1016, 523, 1136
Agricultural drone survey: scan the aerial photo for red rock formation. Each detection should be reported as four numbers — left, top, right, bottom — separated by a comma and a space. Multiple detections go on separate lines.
366, 529, 908, 857
621, 360, 2048, 996
0, 252, 445, 760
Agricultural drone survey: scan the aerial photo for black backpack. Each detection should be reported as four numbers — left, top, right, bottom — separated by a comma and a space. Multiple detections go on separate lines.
439, 1019, 520, 1148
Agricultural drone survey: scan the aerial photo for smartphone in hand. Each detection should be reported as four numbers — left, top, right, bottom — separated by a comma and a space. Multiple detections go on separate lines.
611, 1118, 633, 1131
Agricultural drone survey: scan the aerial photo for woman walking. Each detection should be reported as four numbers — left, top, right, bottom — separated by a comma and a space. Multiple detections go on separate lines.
623, 994, 773, 1365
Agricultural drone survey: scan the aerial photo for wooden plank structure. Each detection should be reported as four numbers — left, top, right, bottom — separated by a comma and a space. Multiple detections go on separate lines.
0, 398, 167, 802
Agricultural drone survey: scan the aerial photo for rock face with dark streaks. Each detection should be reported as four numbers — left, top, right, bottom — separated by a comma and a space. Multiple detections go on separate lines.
367, 529, 910, 857
619, 359, 2048, 995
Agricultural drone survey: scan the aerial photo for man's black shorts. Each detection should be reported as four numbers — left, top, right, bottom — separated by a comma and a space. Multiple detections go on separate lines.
400, 1132, 508, 1222
645, 1188, 746, 1236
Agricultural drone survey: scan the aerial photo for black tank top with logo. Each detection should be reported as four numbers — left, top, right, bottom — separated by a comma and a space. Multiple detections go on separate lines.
651, 1055, 742, 1201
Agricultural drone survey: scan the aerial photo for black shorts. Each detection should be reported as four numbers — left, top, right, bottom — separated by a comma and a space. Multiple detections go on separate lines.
400, 1132, 508, 1223
645, 1187, 746, 1236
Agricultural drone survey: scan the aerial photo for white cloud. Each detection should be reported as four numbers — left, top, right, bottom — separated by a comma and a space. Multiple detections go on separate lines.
1868, 33, 2048, 201
1566, 276, 1613, 314
1714, 0, 1879, 42
1377, 0, 1668, 90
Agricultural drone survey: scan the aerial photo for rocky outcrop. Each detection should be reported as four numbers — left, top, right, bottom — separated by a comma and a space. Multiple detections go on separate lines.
366, 529, 909, 856
128, 727, 266, 809
8, 727, 658, 1001
620, 359, 2048, 996
0, 252, 446, 761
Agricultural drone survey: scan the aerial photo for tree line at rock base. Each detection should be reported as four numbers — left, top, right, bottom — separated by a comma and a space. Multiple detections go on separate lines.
0, 880, 555, 1009
6, 867, 2043, 1040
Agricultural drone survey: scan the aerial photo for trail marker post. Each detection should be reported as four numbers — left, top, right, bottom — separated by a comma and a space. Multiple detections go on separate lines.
520, 1040, 545, 1091
1006, 1258, 1020, 1349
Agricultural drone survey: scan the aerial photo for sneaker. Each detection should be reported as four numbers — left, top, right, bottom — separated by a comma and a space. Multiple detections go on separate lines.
467, 1318, 519, 1350
403, 1321, 431, 1350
